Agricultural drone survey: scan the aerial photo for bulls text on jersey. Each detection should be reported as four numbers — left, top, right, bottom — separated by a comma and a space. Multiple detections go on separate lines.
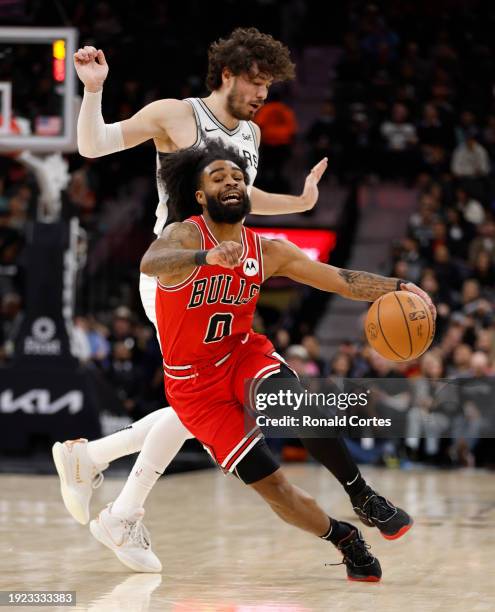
187, 274, 260, 309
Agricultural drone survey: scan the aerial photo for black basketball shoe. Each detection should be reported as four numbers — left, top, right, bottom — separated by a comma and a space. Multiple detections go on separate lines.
329, 522, 382, 582
352, 485, 413, 540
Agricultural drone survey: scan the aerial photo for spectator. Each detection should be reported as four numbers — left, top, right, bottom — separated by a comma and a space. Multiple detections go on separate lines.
475, 328, 495, 363
461, 278, 492, 318
454, 111, 479, 145
328, 351, 353, 377
431, 245, 462, 292
342, 107, 374, 178
453, 352, 493, 466
454, 188, 485, 226
306, 100, 342, 176
417, 103, 453, 150
254, 92, 297, 192
285, 344, 315, 379
86, 318, 111, 365
447, 344, 473, 378
380, 103, 418, 179
108, 306, 138, 358
417, 103, 453, 176
72, 317, 92, 363
468, 220, 495, 266
106, 341, 143, 418
274, 328, 291, 354
406, 352, 452, 462
445, 207, 475, 259
451, 130, 490, 179
396, 237, 423, 283
7, 194, 28, 232
470, 250, 495, 290
301, 335, 328, 376
408, 195, 437, 255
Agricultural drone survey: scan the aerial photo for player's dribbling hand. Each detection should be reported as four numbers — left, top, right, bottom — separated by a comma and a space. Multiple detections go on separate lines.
73, 46, 109, 92
206, 242, 243, 269
299, 157, 328, 211
399, 282, 437, 321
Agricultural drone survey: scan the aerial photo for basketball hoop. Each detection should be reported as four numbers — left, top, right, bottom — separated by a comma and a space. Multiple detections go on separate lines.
0, 114, 20, 134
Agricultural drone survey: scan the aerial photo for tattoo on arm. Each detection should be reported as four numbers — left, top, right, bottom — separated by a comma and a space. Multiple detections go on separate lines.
142, 248, 197, 276
338, 269, 398, 301
140, 222, 200, 277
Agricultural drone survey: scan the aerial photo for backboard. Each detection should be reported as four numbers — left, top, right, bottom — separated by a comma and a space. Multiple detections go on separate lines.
0, 27, 78, 152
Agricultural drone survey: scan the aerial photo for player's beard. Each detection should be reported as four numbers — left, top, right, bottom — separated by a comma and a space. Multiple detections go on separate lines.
226, 83, 252, 120
206, 192, 251, 224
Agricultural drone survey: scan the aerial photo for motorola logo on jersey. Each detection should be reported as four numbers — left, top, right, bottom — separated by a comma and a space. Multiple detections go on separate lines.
187, 274, 260, 309
243, 258, 259, 277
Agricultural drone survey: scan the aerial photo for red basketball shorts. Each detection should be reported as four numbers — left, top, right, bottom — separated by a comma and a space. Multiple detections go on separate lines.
164, 332, 285, 474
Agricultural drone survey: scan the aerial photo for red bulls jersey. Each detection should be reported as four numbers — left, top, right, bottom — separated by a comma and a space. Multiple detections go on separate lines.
155, 215, 264, 372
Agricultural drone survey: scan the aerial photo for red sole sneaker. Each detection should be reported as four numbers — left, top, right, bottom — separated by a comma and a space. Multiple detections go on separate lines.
381, 519, 414, 540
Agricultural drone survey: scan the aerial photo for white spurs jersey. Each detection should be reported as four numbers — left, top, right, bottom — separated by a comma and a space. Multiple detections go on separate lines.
153, 97, 259, 236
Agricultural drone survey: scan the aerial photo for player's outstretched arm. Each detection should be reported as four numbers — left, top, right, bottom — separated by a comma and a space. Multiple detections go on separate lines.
263, 238, 436, 318
74, 46, 191, 157
249, 157, 328, 215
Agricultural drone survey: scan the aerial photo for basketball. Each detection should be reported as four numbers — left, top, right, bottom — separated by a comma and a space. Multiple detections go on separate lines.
365, 291, 434, 361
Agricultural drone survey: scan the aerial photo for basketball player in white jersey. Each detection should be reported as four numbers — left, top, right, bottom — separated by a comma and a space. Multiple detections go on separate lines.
53, 28, 419, 573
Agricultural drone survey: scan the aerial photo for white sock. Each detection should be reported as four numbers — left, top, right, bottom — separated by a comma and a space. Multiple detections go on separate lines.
112, 409, 192, 516
87, 407, 171, 466
112, 455, 163, 517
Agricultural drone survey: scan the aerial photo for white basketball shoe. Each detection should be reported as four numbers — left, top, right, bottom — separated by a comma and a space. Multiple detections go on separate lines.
52, 438, 108, 524
90, 503, 162, 573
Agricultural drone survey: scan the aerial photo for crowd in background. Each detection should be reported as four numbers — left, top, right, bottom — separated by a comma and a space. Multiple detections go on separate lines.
1, 2, 494, 468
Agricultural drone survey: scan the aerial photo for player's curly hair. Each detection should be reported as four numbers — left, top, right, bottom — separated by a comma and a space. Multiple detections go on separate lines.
160, 138, 250, 223
206, 27, 295, 91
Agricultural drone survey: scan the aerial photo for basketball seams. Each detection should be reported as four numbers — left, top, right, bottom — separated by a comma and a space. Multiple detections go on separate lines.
413, 293, 432, 356
377, 297, 406, 360
394, 292, 413, 360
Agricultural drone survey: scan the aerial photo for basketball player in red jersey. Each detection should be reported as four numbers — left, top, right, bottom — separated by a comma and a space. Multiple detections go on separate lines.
55, 29, 426, 574
89, 140, 436, 581
54, 30, 330, 536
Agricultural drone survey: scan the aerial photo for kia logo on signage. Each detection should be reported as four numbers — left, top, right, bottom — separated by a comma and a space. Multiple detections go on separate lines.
0, 389, 83, 414
24, 317, 61, 356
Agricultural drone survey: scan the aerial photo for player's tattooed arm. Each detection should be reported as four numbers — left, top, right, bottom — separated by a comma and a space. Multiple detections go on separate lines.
262, 238, 436, 317
336, 270, 435, 316
140, 222, 201, 283
335, 269, 398, 301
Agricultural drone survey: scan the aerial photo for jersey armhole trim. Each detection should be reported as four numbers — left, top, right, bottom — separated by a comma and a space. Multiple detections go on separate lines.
184, 99, 202, 149
240, 225, 248, 262
255, 232, 264, 282
248, 121, 259, 153
157, 219, 204, 291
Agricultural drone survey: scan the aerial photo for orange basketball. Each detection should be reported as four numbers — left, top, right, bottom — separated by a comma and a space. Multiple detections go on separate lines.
365, 290, 435, 362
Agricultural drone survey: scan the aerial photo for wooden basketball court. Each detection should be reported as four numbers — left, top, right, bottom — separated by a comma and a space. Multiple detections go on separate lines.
0, 465, 493, 611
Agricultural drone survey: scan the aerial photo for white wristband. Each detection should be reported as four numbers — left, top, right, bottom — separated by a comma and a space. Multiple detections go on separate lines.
77, 88, 125, 158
